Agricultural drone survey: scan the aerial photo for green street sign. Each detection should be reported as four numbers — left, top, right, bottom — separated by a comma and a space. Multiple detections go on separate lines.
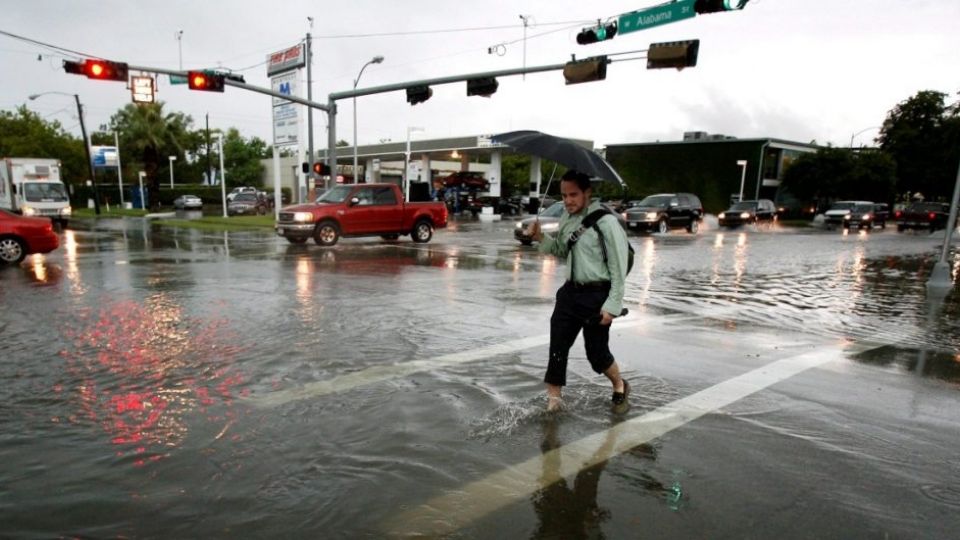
169, 74, 188, 85
618, 0, 696, 35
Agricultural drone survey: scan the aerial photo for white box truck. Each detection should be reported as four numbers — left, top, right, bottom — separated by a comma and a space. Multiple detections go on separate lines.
0, 157, 72, 228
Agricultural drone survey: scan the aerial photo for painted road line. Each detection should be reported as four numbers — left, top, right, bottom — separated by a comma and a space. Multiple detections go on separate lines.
383, 345, 845, 535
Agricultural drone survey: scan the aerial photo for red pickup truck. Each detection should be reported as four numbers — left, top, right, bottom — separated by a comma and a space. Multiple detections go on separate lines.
274, 183, 448, 246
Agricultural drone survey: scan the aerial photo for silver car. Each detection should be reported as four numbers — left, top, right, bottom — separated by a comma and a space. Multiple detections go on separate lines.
514, 202, 626, 245
173, 195, 203, 209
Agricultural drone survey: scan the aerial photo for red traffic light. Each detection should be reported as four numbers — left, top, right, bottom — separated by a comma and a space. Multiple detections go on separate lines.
312, 162, 331, 176
187, 71, 225, 92
65, 59, 128, 81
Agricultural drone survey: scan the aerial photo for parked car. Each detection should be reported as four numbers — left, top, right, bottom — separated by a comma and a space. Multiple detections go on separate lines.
514, 202, 626, 246
173, 194, 203, 210
717, 199, 777, 228
622, 193, 704, 234
227, 186, 258, 202
227, 193, 269, 215
438, 171, 490, 191
823, 200, 874, 229
0, 208, 59, 265
895, 202, 953, 232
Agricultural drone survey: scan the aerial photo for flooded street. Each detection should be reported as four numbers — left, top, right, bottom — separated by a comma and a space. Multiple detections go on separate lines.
2, 217, 959, 538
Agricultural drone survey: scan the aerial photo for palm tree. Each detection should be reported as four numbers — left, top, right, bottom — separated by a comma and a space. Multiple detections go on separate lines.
108, 102, 192, 208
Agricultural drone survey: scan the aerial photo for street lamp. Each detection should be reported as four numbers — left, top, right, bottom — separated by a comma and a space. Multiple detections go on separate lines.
353, 55, 384, 183
405, 126, 424, 201
736, 160, 748, 202
168, 155, 177, 188
28, 91, 100, 215
849, 126, 881, 148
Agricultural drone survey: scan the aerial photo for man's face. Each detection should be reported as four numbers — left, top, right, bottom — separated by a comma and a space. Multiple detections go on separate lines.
560, 180, 590, 215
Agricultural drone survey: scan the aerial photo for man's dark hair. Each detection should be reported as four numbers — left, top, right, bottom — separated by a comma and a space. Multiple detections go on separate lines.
560, 169, 592, 192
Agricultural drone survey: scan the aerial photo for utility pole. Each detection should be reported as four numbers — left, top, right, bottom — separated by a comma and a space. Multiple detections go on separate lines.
75, 94, 100, 215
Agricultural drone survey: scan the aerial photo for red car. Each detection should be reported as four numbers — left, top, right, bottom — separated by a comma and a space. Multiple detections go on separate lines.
0, 209, 60, 264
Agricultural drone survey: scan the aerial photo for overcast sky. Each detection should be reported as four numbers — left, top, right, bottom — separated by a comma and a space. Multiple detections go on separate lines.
2, 0, 958, 153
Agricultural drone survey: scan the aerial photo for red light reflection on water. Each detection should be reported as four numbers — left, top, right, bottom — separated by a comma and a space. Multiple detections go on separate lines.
60, 298, 247, 466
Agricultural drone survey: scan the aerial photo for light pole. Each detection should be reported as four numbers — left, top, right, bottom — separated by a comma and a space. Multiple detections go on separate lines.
353, 55, 384, 184
175, 30, 183, 70
927, 158, 960, 292
114, 131, 124, 206
849, 126, 881, 148
215, 133, 227, 218
29, 91, 100, 215
168, 155, 177, 188
137, 171, 146, 209
405, 126, 424, 201
736, 160, 748, 202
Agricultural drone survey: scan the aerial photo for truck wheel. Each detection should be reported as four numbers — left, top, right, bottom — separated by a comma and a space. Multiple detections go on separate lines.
286, 237, 307, 245
412, 220, 433, 243
0, 236, 27, 264
687, 219, 700, 234
657, 219, 669, 234
314, 221, 340, 246
897, 224, 905, 232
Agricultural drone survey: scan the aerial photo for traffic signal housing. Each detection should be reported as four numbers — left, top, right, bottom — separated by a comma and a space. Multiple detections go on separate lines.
188, 71, 225, 92
577, 22, 618, 45
406, 85, 433, 105
63, 59, 129, 82
647, 40, 700, 70
466, 77, 498, 97
312, 162, 331, 176
563, 56, 608, 85
695, 0, 749, 14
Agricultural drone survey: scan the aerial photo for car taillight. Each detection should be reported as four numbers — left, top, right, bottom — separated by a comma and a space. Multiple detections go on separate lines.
894, 210, 902, 218
929, 212, 937, 220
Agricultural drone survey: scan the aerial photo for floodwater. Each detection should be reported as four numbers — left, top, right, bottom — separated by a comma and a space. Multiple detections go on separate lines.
1, 217, 959, 538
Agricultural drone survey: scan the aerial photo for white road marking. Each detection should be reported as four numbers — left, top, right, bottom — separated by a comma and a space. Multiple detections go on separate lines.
383, 345, 848, 535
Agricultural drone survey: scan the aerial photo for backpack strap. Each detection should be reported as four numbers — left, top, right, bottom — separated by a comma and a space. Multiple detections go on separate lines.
567, 208, 615, 279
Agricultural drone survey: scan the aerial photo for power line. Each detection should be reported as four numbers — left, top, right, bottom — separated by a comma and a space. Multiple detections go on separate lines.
311, 20, 593, 39
0, 27, 95, 59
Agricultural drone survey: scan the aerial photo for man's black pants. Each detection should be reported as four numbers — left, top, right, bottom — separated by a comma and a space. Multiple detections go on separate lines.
544, 281, 615, 387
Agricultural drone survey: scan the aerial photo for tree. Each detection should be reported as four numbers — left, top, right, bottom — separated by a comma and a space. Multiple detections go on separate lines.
879, 90, 960, 200
0, 106, 86, 185
782, 147, 896, 208
219, 128, 266, 187
104, 102, 193, 208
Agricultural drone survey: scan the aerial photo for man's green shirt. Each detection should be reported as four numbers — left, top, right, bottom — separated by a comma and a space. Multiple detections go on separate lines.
538, 202, 628, 316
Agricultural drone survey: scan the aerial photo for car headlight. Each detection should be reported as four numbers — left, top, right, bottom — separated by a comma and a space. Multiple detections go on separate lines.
645, 212, 658, 220
22, 206, 36, 216
844, 215, 851, 220
740, 212, 750, 219
862, 214, 871, 220
293, 212, 315, 222
542, 223, 559, 232
60, 206, 72, 216
516, 222, 525, 229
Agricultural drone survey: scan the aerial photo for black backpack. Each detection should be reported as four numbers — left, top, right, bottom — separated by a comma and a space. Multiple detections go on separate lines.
566, 208, 635, 275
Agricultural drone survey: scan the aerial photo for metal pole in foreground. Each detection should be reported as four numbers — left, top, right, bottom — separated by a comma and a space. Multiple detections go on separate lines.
114, 131, 124, 206
217, 134, 227, 218
927, 158, 960, 291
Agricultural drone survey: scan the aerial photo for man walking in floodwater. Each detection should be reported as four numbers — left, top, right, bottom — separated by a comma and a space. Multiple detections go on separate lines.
526, 170, 630, 413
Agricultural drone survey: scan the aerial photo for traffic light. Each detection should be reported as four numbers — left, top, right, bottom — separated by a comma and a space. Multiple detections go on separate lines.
406, 85, 433, 105
312, 162, 331, 176
563, 56, 608, 85
62, 59, 129, 81
695, 0, 749, 14
647, 40, 700, 70
577, 22, 618, 45
188, 71, 225, 92
466, 77, 498, 97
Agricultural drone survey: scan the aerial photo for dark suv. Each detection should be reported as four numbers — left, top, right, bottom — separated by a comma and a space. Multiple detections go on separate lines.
623, 193, 704, 234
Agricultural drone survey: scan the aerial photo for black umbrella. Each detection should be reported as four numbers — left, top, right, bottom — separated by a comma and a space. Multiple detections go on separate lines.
491, 130, 625, 187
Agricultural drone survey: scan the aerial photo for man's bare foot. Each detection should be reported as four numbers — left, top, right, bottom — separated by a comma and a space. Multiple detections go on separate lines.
546, 395, 564, 412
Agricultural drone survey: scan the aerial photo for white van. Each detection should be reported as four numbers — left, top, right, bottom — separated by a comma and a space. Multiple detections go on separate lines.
0, 157, 72, 228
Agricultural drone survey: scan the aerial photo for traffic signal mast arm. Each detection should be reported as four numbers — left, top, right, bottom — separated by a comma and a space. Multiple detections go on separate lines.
581, 0, 748, 42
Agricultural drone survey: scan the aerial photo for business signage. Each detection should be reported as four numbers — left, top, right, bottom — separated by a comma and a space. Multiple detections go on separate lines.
266, 44, 306, 76
271, 71, 300, 145
131, 76, 155, 103
91, 146, 119, 168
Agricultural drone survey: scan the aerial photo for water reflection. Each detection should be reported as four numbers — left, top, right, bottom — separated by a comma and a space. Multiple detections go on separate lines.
531, 417, 676, 538
60, 297, 245, 466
